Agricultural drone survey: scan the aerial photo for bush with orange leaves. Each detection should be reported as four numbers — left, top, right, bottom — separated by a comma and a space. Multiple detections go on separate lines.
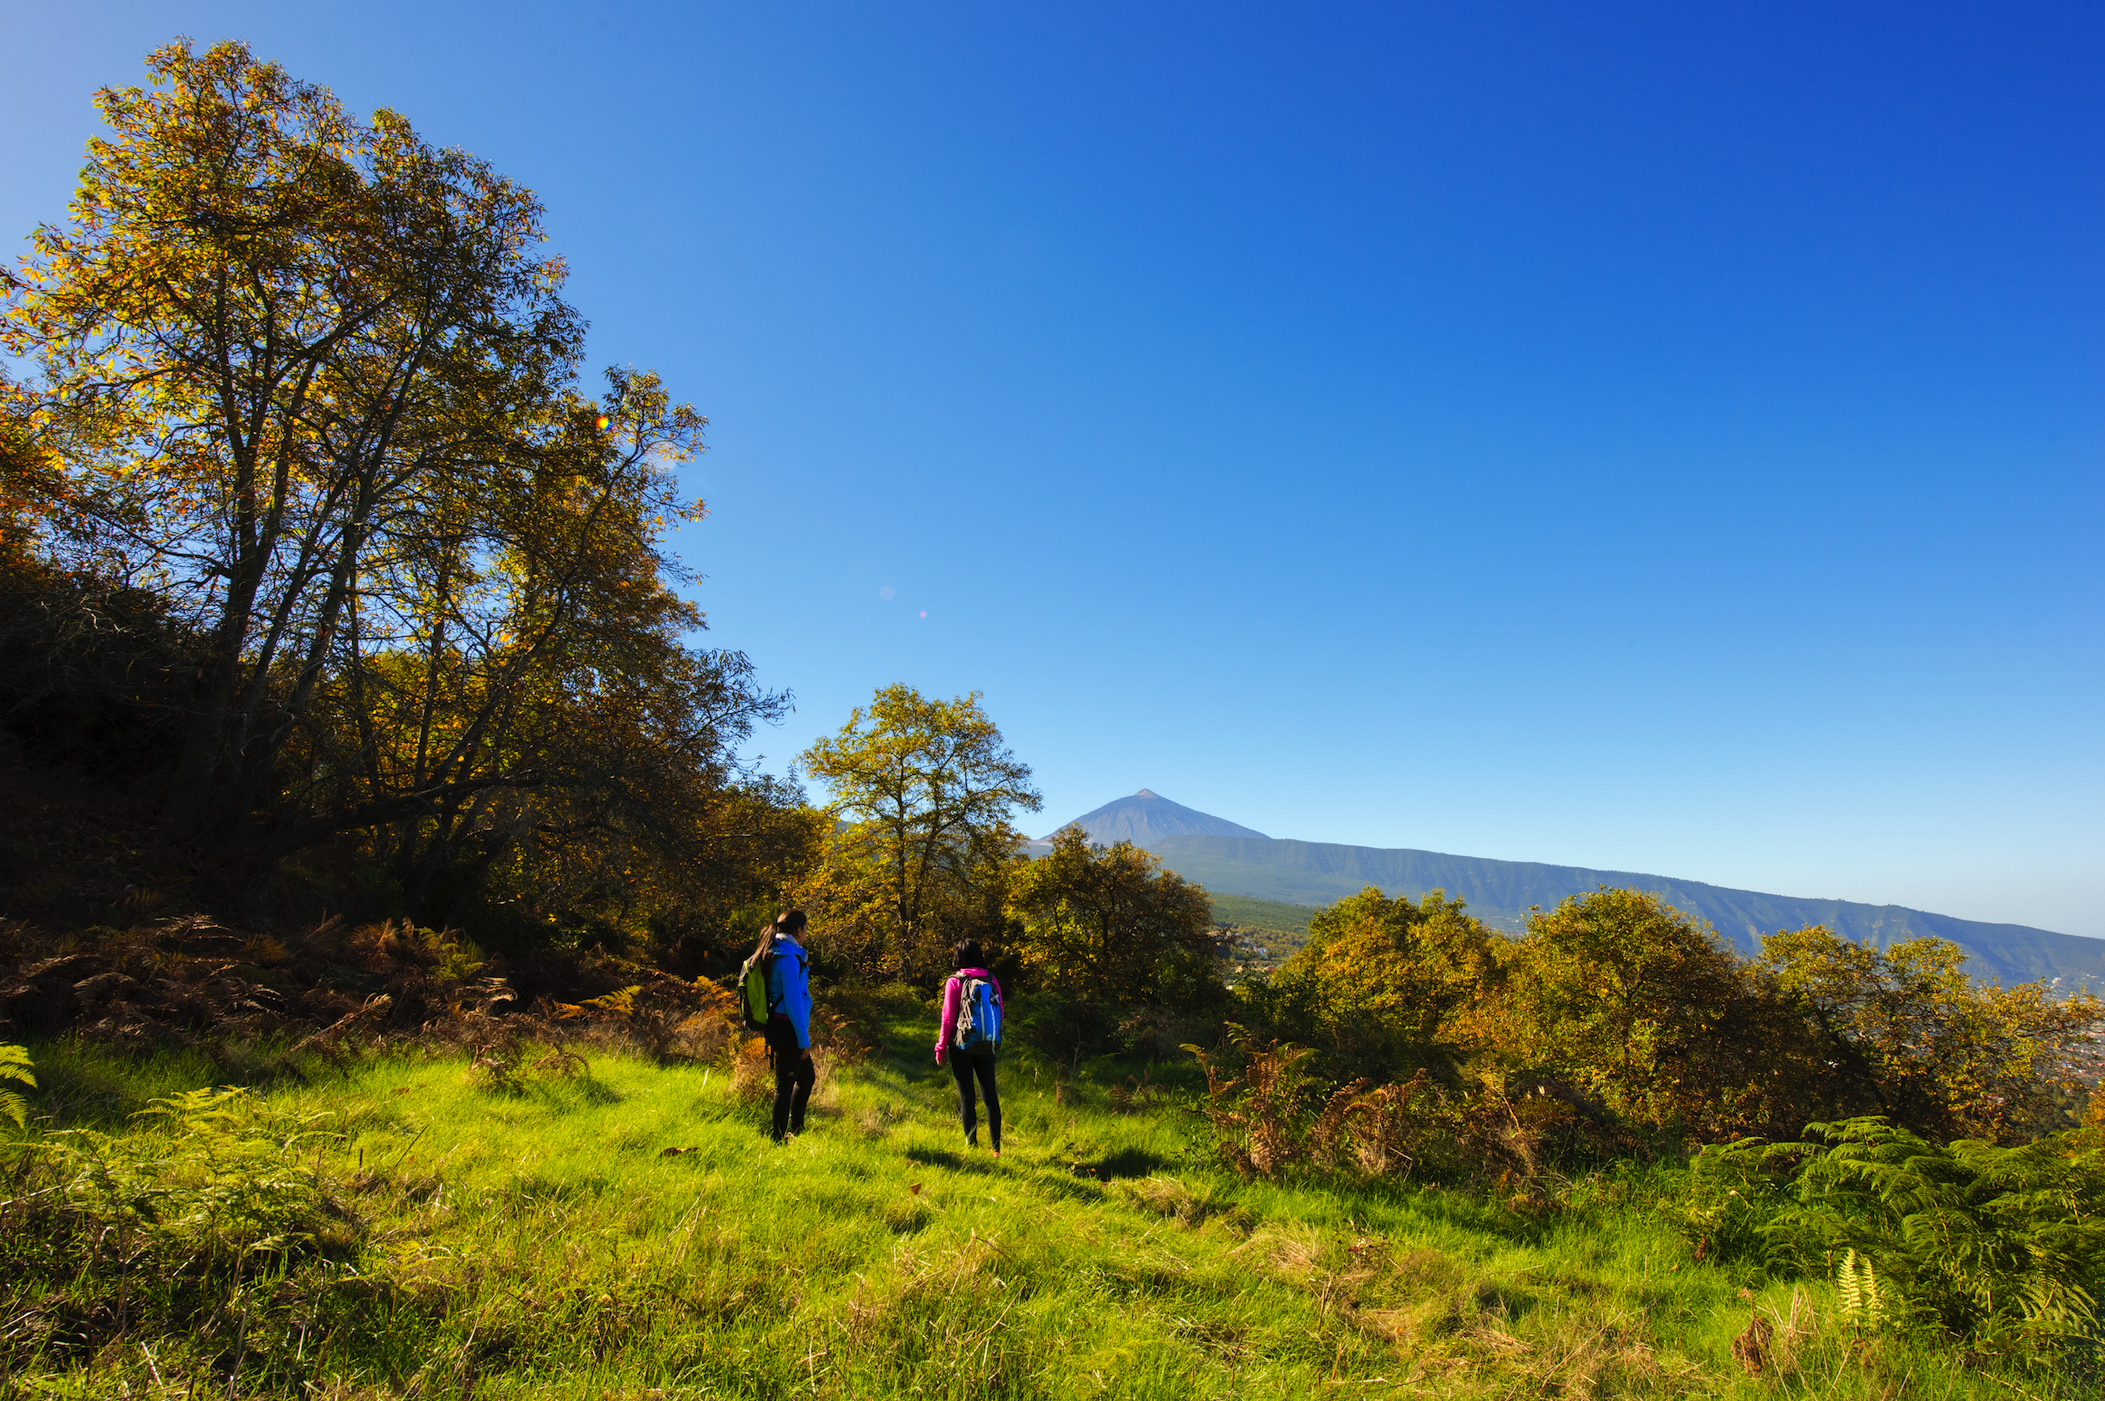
1190, 1030, 1640, 1188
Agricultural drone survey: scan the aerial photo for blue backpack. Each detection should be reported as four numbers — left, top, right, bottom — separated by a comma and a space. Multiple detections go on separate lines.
952, 975, 1002, 1051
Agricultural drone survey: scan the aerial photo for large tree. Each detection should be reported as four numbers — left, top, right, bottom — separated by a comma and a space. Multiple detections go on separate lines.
2, 40, 791, 905
275, 368, 790, 904
799, 685, 1039, 978
1, 40, 579, 847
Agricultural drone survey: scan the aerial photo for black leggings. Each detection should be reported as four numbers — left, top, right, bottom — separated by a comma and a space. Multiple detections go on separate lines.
767, 1020, 814, 1140
949, 1052, 1000, 1149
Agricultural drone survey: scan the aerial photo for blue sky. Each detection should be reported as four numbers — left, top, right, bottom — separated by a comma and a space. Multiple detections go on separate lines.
6, 2, 2100, 934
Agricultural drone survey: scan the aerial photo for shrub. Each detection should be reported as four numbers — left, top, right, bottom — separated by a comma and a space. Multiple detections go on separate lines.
1680, 1135, 1811, 1268
1192, 1029, 1646, 1189
1010, 827, 1222, 1007
1235, 886, 1490, 1086
1187, 1030, 1318, 1178
1308, 1071, 1439, 1176
42, 1088, 350, 1266
730, 1035, 776, 1103
1687, 1117, 2105, 1363
1763, 926, 2101, 1143
1485, 889, 1834, 1141
0, 551, 196, 781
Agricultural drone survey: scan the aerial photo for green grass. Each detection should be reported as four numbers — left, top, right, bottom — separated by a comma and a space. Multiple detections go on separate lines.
1, 1004, 2084, 1398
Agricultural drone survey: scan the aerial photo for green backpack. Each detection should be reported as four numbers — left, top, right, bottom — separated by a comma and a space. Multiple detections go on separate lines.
738, 946, 777, 1032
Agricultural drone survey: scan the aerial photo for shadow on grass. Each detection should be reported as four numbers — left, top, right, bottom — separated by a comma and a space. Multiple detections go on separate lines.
23, 1038, 356, 1129
506, 1075, 624, 1112
1059, 1145, 1172, 1181
1019, 1168, 1106, 1204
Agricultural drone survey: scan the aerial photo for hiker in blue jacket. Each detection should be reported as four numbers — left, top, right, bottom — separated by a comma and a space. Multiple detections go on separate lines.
756, 910, 815, 1141
935, 940, 1004, 1156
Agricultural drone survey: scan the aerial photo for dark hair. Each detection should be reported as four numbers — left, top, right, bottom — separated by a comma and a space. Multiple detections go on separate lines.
774, 910, 807, 936
954, 939, 984, 969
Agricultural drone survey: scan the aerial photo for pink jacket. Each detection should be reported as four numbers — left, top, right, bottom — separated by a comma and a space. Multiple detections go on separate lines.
935, 968, 1004, 1062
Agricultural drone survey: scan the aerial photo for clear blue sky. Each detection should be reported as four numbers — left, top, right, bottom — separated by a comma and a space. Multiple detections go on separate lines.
6, 2, 2100, 934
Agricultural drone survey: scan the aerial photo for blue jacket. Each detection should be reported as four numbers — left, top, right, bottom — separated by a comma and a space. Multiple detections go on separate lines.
765, 934, 812, 1050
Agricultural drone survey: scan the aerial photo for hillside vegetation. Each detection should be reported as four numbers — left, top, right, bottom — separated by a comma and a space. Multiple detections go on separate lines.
1206, 893, 1314, 943
7, 998, 2094, 1400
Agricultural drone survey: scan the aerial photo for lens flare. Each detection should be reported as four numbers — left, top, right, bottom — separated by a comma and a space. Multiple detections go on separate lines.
595, 415, 610, 431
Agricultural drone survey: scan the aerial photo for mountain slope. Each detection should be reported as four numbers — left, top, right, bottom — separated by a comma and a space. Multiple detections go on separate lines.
1048, 788, 1268, 845
1143, 833, 2105, 990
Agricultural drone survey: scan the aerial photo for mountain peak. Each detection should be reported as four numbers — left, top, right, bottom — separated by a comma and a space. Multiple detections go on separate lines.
1047, 791, 1267, 845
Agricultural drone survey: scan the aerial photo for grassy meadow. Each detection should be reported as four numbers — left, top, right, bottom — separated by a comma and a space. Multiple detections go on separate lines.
1, 995, 2077, 1400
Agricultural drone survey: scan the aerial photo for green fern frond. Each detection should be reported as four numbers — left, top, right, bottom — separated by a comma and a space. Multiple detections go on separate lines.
1838, 1249, 1864, 1317
0, 1045, 34, 1128
2010, 1273, 2098, 1334
1837, 1248, 1890, 1327
1863, 1257, 1886, 1326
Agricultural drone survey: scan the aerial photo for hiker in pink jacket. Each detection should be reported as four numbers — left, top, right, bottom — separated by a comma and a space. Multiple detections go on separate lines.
935, 940, 1004, 1156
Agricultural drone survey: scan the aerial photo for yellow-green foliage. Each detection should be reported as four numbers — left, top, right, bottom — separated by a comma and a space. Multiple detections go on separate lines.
0, 1043, 34, 1128
1009, 826, 1218, 1005
1483, 889, 1827, 1140
38, 1087, 346, 1267
797, 684, 1040, 982
1837, 1249, 1889, 1330
1762, 926, 2101, 1143
1239, 887, 1492, 1082
1241, 888, 2099, 1148
0, 1020, 2080, 1399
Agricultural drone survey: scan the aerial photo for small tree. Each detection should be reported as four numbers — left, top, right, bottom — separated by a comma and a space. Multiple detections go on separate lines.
799, 686, 1039, 979
1489, 888, 1824, 1140
1008, 825, 1218, 1005
1241, 885, 1493, 1083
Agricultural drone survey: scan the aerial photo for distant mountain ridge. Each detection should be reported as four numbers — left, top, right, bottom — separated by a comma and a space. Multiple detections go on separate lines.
1044, 792, 2105, 991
